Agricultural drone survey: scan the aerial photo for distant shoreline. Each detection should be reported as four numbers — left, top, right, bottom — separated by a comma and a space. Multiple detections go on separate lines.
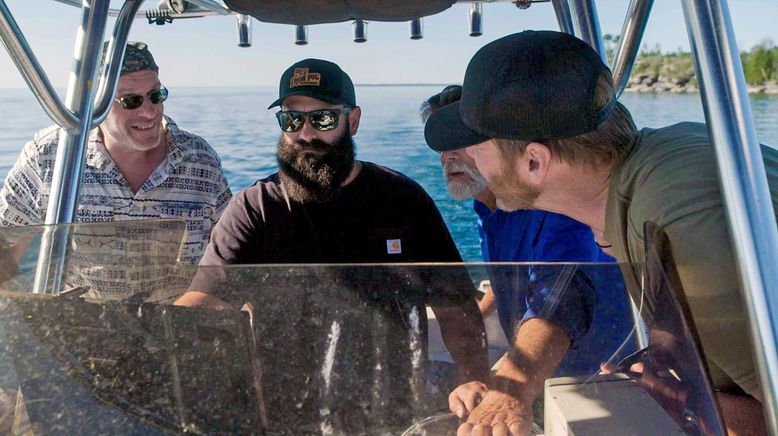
624, 78, 778, 95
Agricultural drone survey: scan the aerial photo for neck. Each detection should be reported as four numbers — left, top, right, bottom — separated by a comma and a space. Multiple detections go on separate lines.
341, 160, 362, 186
533, 162, 613, 238
101, 129, 168, 193
474, 189, 497, 212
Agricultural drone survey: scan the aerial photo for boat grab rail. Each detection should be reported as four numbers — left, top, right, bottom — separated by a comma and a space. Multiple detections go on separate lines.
611, 0, 654, 98
53, 0, 233, 19
0, 0, 142, 130
0, 0, 78, 130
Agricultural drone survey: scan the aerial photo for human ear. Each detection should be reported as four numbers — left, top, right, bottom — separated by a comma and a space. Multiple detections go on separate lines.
348, 106, 361, 135
523, 142, 552, 184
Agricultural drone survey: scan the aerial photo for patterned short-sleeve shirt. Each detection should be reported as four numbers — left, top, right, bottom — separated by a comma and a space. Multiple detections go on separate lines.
0, 116, 232, 266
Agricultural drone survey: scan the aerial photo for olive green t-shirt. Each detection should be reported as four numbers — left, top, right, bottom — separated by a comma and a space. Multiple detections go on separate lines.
604, 121, 778, 395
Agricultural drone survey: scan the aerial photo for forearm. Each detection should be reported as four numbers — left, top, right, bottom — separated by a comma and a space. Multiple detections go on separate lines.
491, 317, 570, 404
433, 301, 489, 384
478, 288, 497, 317
174, 290, 235, 311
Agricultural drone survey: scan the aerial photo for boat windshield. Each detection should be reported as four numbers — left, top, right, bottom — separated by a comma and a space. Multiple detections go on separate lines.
0, 219, 723, 434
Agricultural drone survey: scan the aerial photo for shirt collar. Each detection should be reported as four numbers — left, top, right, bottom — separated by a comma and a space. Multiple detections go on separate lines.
473, 198, 493, 219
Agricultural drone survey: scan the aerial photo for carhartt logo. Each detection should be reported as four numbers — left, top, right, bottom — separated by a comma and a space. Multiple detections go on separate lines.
289, 68, 321, 88
387, 239, 402, 255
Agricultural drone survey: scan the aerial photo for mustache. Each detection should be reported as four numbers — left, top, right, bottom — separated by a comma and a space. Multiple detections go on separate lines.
291, 138, 330, 151
443, 160, 483, 181
442, 160, 487, 200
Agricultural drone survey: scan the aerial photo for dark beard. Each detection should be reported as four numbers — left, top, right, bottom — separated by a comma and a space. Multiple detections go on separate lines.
276, 132, 356, 203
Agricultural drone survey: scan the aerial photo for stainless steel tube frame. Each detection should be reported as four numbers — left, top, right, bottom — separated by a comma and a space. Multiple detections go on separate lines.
47, 0, 110, 225
33, 0, 111, 294
567, 0, 607, 64
53, 0, 226, 19
0, 0, 78, 130
682, 0, 778, 431
551, 0, 574, 35
612, 0, 654, 98
92, 0, 143, 124
0, 0, 138, 130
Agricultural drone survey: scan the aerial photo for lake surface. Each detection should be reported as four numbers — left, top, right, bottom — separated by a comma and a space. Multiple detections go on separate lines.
1, 87, 776, 261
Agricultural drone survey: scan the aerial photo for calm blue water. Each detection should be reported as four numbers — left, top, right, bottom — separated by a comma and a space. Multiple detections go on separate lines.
1, 87, 777, 261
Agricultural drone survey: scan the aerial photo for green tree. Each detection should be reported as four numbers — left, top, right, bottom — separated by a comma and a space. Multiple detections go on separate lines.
742, 39, 777, 85
603, 33, 620, 65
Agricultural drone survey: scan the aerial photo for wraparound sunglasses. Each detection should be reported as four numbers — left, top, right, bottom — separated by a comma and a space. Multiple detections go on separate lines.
275, 108, 352, 132
114, 87, 169, 110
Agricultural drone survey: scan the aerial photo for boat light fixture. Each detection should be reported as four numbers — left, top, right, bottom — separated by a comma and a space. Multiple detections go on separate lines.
353, 20, 368, 43
409, 18, 424, 40
468, 3, 483, 37
236, 14, 252, 47
295, 25, 308, 45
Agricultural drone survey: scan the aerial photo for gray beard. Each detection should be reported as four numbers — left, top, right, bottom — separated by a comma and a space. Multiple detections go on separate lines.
442, 160, 487, 200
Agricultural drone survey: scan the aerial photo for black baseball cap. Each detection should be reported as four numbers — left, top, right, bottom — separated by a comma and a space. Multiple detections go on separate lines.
425, 30, 616, 152
268, 58, 356, 109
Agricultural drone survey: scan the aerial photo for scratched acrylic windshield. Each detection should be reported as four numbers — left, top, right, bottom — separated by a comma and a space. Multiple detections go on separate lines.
0, 220, 723, 435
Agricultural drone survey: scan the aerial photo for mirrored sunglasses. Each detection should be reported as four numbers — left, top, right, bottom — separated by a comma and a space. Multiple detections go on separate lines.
275, 108, 351, 132
114, 87, 169, 110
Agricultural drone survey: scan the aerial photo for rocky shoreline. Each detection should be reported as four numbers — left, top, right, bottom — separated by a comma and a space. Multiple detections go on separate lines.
625, 74, 778, 95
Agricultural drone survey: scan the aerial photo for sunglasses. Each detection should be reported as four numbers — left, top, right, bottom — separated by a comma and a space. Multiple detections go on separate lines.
114, 87, 169, 110
276, 108, 351, 132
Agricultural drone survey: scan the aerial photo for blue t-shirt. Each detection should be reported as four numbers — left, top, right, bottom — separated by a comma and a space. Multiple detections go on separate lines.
474, 200, 636, 375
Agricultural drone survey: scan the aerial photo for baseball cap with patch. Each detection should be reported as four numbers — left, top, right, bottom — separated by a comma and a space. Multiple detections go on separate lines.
425, 30, 616, 152
102, 41, 159, 76
268, 58, 356, 109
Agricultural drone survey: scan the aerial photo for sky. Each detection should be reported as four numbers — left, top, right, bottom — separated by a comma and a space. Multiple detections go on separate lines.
0, 0, 776, 88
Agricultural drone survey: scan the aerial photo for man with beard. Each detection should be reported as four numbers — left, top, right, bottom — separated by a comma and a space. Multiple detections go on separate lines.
425, 31, 769, 435
422, 85, 636, 434
177, 59, 488, 425
421, 85, 612, 314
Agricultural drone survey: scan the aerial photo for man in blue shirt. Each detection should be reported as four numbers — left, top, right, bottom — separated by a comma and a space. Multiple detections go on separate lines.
422, 86, 636, 431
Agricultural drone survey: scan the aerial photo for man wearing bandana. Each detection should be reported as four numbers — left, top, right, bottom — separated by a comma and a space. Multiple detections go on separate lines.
0, 42, 232, 267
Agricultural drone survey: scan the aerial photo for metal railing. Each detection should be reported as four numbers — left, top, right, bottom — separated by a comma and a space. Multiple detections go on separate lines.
611, 0, 654, 98
2, 3, 777, 432
682, 0, 778, 431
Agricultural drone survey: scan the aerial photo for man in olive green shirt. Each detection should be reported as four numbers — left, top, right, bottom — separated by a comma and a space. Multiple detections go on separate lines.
424, 30, 769, 435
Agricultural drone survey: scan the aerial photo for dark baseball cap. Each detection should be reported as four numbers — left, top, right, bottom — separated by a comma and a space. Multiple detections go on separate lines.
424, 84, 490, 152
268, 58, 356, 109
425, 30, 616, 152
101, 41, 159, 76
